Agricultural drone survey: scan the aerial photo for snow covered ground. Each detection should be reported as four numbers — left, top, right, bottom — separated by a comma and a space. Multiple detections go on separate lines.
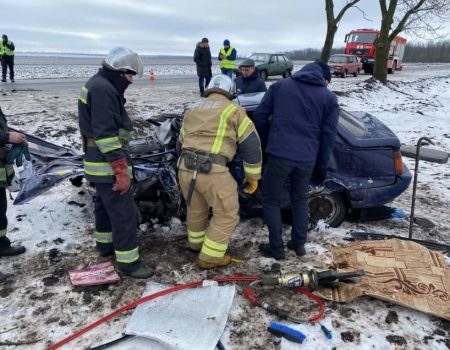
0, 62, 449, 350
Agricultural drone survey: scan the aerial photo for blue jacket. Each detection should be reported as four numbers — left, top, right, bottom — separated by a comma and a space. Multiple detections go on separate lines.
234, 69, 267, 95
253, 63, 339, 168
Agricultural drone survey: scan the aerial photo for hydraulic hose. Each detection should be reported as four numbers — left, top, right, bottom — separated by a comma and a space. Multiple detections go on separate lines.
46, 275, 260, 350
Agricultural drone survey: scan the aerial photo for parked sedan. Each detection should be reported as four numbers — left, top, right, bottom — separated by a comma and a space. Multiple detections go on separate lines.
14, 93, 411, 228
237, 53, 294, 80
328, 54, 362, 78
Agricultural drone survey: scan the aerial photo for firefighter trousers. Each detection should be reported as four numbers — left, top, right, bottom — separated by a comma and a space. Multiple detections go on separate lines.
94, 183, 140, 273
178, 169, 239, 264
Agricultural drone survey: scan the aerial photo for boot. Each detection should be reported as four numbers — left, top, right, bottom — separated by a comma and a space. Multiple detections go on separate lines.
0, 245, 26, 257
198, 255, 232, 269
258, 243, 285, 260
0, 271, 8, 283
287, 240, 306, 257
121, 265, 154, 279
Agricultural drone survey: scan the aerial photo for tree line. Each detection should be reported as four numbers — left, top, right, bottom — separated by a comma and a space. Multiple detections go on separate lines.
283, 40, 450, 63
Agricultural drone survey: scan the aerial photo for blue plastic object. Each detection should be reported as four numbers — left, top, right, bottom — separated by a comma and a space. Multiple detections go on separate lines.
391, 208, 406, 218
267, 322, 306, 344
320, 323, 333, 339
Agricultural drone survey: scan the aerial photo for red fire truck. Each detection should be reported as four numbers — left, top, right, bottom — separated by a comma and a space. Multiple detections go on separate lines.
344, 29, 406, 74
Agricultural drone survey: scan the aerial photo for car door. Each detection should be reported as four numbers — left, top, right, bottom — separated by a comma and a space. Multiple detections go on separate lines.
267, 55, 277, 75
277, 55, 287, 74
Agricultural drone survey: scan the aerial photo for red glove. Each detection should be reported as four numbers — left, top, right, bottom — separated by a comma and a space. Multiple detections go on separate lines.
111, 158, 131, 195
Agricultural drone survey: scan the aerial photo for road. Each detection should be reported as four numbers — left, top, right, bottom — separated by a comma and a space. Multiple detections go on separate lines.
1, 74, 198, 92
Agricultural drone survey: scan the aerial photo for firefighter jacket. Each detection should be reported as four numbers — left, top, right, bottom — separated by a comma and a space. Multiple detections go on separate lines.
0, 107, 14, 187
0, 40, 15, 57
78, 68, 133, 183
218, 47, 237, 70
179, 92, 262, 180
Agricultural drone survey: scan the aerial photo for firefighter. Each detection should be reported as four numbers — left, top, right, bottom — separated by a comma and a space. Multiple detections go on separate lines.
78, 47, 153, 279
178, 75, 262, 269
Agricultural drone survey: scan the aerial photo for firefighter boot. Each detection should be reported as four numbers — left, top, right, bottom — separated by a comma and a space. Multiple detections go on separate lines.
122, 265, 154, 279
198, 255, 232, 269
0, 237, 26, 257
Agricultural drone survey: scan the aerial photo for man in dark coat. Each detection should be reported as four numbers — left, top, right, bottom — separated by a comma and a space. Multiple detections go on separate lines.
194, 37, 212, 96
253, 61, 339, 260
234, 59, 267, 95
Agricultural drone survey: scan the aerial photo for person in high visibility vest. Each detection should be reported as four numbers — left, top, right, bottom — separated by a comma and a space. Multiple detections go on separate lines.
78, 47, 153, 279
0, 35, 15, 83
218, 39, 237, 79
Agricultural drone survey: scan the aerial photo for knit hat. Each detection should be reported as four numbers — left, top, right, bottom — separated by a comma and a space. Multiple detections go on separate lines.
201, 37, 209, 43
223, 39, 230, 46
239, 58, 255, 67
314, 60, 332, 82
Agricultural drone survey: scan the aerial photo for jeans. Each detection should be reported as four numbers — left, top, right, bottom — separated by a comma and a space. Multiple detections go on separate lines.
262, 155, 314, 249
1, 55, 14, 81
220, 68, 233, 79
198, 75, 211, 96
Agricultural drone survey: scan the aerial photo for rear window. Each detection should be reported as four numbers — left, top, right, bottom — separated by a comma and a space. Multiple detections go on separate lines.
339, 110, 366, 137
250, 53, 269, 63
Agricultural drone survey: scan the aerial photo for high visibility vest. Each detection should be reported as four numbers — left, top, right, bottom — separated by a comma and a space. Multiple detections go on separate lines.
219, 47, 235, 69
0, 40, 15, 56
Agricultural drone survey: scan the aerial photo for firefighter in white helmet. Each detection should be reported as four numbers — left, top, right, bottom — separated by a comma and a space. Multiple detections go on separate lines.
178, 75, 262, 269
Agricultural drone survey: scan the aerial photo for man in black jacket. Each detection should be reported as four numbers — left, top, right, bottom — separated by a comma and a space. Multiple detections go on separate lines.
193, 37, 212, 96
234, 59, 266, 95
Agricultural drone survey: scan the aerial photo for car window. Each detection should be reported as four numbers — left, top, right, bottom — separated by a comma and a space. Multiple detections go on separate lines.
269, 55, 277, 63
249, 53, 269, 63
339, 110, 366, 137
329, 55, 347, 63
278, 55, 286, 62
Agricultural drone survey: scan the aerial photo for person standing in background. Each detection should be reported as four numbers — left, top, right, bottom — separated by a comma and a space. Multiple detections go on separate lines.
0, 35, 15, 83
194, 37, 212, 97
218, 39, 236, 79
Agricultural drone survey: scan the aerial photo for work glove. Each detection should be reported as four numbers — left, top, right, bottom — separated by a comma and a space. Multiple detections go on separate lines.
6, 143, 31, 167
242, 177, 258, 194
111, 158, 131, 195
311, 166, 327, 186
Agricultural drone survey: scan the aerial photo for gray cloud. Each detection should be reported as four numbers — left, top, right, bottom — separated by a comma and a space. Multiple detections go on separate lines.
1, 0, 448, 56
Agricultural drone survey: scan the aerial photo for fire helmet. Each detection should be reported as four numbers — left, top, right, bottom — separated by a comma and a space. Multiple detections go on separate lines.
102, 47, 144, 77
204, 74, 236, 99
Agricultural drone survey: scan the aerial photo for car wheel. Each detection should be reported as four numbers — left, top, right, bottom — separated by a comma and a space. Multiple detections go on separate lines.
341, 70, 347, 78
308, 191, 348, 227
260, 70, 268, 81
282, 69, 291, 78
353, 69, 359, 77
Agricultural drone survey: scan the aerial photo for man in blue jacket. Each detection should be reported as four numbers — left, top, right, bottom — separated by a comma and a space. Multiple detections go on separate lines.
234, 59, 267, 95
253, 61, 339, 259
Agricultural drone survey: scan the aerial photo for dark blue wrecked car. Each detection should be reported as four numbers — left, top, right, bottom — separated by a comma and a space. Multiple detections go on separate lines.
13, 92, 411, 227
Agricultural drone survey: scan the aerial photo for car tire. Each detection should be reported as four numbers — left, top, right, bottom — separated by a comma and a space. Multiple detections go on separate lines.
282, 69, 291, 78
341, 70, 347, 78
353, 69, 359, 77
260, 70, 268, 81
308, 191, 348, 227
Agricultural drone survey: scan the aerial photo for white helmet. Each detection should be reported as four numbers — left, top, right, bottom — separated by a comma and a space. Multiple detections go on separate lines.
103, 47, 144, 77
204, 74, 236, 99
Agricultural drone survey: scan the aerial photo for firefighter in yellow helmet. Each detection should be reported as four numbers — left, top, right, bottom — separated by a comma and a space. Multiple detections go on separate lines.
178, 75, 262, 269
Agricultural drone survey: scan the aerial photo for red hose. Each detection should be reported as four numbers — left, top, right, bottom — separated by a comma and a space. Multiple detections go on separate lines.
46, 275, 260, 350
293, 287, 325, 323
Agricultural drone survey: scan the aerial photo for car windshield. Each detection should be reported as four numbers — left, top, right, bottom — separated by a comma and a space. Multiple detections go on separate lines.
347, 32, 377, 43
339, 110, 366, 137
249, 53, 269, 63
329, 56, 348, 63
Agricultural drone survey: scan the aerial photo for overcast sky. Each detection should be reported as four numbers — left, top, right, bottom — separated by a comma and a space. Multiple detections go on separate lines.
1, 0, 448, 56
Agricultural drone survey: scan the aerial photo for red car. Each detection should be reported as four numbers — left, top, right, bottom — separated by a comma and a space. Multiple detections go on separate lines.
328, 54, 362, 78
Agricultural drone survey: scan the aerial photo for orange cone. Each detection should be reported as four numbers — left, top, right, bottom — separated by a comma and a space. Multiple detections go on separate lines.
149, 68, 155, 80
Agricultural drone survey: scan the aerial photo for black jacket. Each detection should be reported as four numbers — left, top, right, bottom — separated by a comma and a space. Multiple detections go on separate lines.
234, 69, 267, 95
193, 43, 212, 77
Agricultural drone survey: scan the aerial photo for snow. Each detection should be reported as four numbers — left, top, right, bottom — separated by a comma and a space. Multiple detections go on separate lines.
0, 61, 449, 350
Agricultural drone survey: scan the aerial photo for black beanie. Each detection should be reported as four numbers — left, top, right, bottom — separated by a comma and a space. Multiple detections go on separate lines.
314, 60, 332, 82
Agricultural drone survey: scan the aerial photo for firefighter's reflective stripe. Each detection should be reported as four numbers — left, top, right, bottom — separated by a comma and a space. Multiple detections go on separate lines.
219, 47, 235, 69
95, 136, 122, 154
188, 229, 206, 245
0, 165, 14, 183
237, 116, 252, 140
179, 127, 185, 142
210, 104, 236, 154
83, 161, 133, 177
1, 41, 14, 56
119, 128, 132, 141
115, 247, 139, 264
243, 163, 262, 175
79, 86, 88, 105
95, 231, 113, 244
201, 237, 228, 258
0, 228, 6, 238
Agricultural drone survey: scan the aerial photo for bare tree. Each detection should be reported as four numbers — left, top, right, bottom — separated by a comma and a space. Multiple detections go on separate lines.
374, 0, 450, 84
321, 0, 361, 62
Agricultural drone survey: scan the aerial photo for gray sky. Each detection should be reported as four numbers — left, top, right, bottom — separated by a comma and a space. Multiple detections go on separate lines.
1, 0, 448, 56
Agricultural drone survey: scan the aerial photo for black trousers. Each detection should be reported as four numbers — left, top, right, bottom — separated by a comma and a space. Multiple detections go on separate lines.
94, 183, 139, 272
0, 187, 10, 249
1, 55, 14, 80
